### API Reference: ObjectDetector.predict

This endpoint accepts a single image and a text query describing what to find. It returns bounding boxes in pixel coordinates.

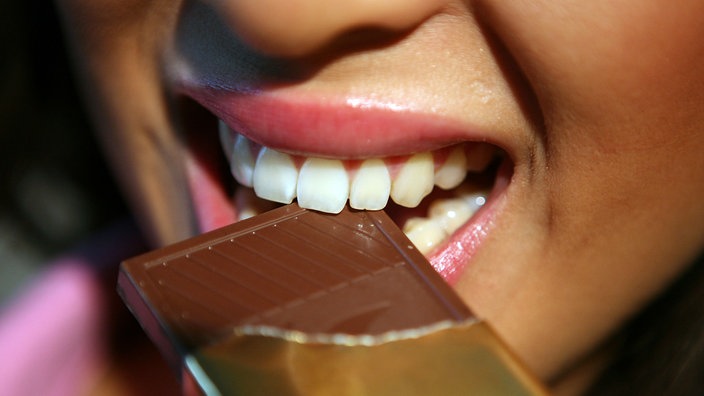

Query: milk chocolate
[118,203,547,395]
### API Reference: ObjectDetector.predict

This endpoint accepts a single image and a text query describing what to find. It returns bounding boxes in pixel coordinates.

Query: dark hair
[587,254,704,395]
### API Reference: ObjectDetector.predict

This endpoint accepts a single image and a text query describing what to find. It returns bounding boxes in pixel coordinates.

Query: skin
[56,0,704,393]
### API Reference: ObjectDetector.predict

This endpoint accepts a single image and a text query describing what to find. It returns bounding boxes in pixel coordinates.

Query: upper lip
[177,85,514,160]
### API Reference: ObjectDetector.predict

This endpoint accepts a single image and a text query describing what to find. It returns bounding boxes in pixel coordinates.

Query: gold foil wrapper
[182,320,548,395]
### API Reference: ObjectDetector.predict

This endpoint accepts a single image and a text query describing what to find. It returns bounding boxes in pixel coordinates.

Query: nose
[201,0,447,57]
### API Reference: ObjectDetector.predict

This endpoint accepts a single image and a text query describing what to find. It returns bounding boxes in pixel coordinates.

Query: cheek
[479,1,704,211]
[552,5,704,154]
[472,2,704,374]
[478,1,704,150]
[484,2,704,222]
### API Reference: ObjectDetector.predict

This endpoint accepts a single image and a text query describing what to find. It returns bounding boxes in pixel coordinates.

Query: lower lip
[426,160,511,284]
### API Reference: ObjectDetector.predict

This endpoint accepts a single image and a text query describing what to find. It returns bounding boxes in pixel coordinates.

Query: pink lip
[427,160,511,284]
[179,87,498,158]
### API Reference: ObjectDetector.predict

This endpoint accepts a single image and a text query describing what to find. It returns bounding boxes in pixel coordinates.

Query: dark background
[0,1,126,304]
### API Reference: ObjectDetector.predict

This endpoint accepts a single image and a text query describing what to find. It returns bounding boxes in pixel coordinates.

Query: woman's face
[56,0,704,389]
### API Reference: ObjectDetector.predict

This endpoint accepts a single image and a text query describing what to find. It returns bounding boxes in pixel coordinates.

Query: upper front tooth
[297,158,349,214]
[252,147,298,204]
[225,132,484,214]
[390,152,434,208]
[434,146,467,190]
[349,159,391,210]
[231,133,256,187]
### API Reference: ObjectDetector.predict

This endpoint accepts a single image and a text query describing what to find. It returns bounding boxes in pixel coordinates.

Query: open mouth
[141,0,525,285]
[176,90,514,285]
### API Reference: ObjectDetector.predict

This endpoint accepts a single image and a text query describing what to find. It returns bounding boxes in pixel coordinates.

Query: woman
[54,0,704,393]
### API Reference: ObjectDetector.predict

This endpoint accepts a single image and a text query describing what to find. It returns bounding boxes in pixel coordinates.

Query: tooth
[218,120,234,159]
[403,217,446,254]
[460,194,487,212]
[434,146,467,190]
[428,198,475,235]
[297,158,349,214]
[252,147,298,204]
[230,133,256,187]
[455,185,489,211]
[466,143,496,172]
[349,159,390,210]
[390,152,434,207]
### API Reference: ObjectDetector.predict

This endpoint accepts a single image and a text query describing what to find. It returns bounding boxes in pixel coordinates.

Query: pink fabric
[0,220,146,396]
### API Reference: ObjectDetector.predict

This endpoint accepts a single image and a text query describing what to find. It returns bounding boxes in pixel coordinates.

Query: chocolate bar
[118,203,546,395]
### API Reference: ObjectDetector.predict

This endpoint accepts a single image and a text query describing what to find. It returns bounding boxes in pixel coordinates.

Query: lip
[426,159,511,284]
[177,86,512,159]
[176,86,514,283]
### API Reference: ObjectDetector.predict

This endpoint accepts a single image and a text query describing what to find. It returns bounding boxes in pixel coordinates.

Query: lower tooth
[390,152,434,207]
[252,147,298,204]
[297,158,349,214]
[403,217,446,255]
[428,198,475,235]
[455,185,489,210]
[403,190,488,253]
